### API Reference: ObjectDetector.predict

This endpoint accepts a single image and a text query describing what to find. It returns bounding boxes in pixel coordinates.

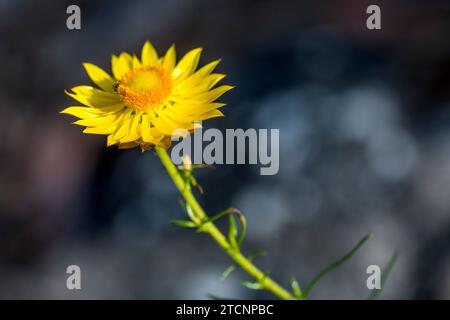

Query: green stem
[155,146,298,300]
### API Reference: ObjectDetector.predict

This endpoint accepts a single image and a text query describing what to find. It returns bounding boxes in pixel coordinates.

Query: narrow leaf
[242,280,263,290]
[290,277,303,299]
[220,264,236,281]
[303,233,371,298]
[228,215,238,248]
[368,252,398,300]
[248,250,267,261]
[237,213,247,247]
[171,220,197,228]
[186,204,196,222]
[197,208,231,233]
[209,208,234,224]
[177,198,187,211]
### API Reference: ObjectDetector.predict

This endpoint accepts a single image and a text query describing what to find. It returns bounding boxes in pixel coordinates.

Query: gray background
[0,0,449,299]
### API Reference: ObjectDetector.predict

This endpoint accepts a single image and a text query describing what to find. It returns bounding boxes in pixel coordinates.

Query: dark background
[0,0,449,299]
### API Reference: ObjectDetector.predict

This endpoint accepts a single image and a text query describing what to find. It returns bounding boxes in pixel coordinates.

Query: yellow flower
[61,41,233,150]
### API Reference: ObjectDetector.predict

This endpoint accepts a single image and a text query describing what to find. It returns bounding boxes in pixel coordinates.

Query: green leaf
[220,264,236,281]
[185,204,196,222]
[177,198,187,211]
[200,208,246,247]
[237,212,247,247]
[247,250,267,261]
[228,215,238,248]
[303,233,371,298]
[208,208,234,223]
[197,208,235,233]
[242,280,263,290]
[171,220,197,228]
[181,168,192,181]
[242,271,269,291]
[290,277,303,299]
[368,252,398,300]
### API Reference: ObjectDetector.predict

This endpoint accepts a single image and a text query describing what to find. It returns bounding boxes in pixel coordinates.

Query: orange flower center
[117,65,172,112]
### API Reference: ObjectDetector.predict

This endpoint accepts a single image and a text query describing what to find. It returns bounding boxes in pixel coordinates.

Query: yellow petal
[151,114,177,135]
[61,105,125,118]
[65,92,119,109]
[153,112,195,135]
[140,114,152,142]
[90,103,126,114]
[172,48,202,81]
[141,114,164,143]
[82,63,116,92]
[177,59,221,89]
[107,134,118,146]
[74,113,120,127]
[173,74,226,96]
[172,85,234,104]
[82,109,129,135]
[132,55,141,68]
[168,101,223,121]
[177,102,225,115]
[112,115,132,141]
[204,74,227,90]
[162,44,176,72]
[193,85,234,103]
[167,105,224,122]
[120,113,142,143]
[83,126,114,135]
[111,52,133,80]
[65,86,121,108]
[194,59,221,77]
[163,107,196,123]
[61,106,99,119]
[69,86,118,100]
[197,109,224,120]
[141,41,158,65]
[68,86,118,101]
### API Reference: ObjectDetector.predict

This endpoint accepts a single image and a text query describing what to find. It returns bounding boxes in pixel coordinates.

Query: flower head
[62,41,233,150]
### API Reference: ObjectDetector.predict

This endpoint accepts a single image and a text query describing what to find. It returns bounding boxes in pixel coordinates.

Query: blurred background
[0,0,449,299]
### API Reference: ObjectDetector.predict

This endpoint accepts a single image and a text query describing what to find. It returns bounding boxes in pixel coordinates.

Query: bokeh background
[0,0,449,299]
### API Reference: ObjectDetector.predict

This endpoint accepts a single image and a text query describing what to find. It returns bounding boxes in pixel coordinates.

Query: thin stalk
[155,146,298,300]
